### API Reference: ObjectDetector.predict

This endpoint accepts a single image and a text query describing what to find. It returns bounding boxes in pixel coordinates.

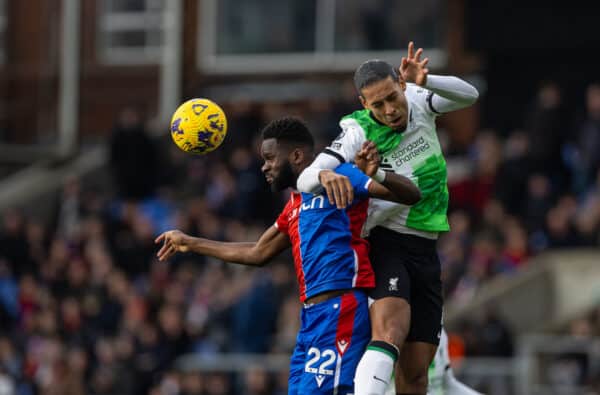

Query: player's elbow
[245,255,268,266]
[465,84,479,105]
[405,188,421,205]
[246,249,271,266]
[255,253,273,266]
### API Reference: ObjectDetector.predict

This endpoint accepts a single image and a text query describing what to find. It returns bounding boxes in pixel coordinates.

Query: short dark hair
[261,117,314,149]
[354,59,398,93]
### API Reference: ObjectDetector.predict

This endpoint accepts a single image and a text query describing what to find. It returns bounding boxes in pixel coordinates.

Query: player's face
[260,138,296,191]
[360,76,408,130]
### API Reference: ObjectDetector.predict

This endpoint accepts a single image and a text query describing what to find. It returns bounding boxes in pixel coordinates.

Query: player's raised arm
[155,226,290,266]
[355,141,421,205]
[400,41,479,113]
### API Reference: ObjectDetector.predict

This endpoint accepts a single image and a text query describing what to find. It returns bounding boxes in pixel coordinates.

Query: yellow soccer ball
[170,98,228,154]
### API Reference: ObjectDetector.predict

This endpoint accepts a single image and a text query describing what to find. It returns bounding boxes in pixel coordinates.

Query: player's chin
[387,116,405,129]
[267,178,278,192]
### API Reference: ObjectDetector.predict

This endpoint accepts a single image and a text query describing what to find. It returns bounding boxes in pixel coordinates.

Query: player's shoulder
[340,109,371,131]
[405,83,434,116]
[405,83,432,101]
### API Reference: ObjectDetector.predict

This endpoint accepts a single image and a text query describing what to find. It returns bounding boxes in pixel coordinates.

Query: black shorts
[367,226,443,345]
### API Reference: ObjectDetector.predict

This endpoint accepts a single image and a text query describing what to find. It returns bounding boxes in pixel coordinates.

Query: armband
[373,169,386,183]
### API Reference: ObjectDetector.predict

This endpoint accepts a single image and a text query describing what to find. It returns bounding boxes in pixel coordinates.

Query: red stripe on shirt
[277,193,307,301]
[347,199,375,289]
[335,292,358,356]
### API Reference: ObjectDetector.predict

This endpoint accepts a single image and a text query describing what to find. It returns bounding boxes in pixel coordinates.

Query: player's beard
[271,161,296,192]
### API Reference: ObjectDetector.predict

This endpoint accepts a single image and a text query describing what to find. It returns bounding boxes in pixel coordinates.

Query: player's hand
[319,170,353,209]
[355,141,380,177]
[399,41,429,86]
[155,230,190,261]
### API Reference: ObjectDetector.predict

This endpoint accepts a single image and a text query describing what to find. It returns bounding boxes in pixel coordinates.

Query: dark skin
[155,138,419,265]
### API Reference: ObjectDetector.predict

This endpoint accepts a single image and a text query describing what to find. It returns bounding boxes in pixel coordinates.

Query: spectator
[3,79,600,394]
[109,107,159,201]
[571,83,600,191]
[524,82,569,183]
[494,131,531,215]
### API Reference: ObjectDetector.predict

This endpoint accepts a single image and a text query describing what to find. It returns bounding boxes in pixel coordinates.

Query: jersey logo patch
[288,208,299,221]
[337,339,348,354]
[315,375,326,387]
[388,277,399,291]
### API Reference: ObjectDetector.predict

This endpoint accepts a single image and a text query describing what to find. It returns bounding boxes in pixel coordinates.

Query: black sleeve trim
[427,91,442,114]
[323,148,345,164]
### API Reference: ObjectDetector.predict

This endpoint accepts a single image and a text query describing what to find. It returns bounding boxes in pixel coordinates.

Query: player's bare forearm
[357,141,420,205]
[368,172,421,205]
[382,172,421,205]
[155,226,290,265]
[186,238,269,265]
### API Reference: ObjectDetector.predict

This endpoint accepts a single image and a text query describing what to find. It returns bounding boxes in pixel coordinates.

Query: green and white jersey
[328,84,449,238]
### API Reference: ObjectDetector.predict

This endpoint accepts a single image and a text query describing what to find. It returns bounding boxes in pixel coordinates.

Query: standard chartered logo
[387,136,431,167]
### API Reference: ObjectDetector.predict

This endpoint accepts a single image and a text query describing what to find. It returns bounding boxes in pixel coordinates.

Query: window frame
[96,0,165,65]
[0,0,6,64]
[196,0,446,75]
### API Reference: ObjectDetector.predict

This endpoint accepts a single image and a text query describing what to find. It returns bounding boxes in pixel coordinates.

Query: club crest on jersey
[287,208,299,221]
[315,375,326,387]
[389,277,399,291]
[337,339,349,355]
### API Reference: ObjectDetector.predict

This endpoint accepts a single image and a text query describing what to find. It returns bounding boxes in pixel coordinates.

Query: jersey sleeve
[406,83,437,116]
[406,77,478,117]
[334,163,372,201]
[325,118,368,163]
[424,75,479,114]
[274,200,292,235]
[296,118,367,193]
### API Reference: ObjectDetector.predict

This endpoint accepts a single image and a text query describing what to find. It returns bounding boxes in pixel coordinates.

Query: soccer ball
[170,98,228,154]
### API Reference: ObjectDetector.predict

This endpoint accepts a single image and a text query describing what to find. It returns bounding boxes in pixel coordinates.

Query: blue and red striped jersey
[275,163,375,302]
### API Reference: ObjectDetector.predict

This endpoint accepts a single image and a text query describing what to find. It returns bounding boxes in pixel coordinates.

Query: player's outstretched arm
[355,141,421,205]
[155,226,291,266]
[400,41,478,113]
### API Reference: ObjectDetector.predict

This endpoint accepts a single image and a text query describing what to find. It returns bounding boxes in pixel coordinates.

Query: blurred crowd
[1,80,600,394]
[441,82,600,311]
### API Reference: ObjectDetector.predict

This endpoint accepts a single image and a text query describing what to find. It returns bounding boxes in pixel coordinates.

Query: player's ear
[289,148,303,165]
[359,94,367,109]
[397,75,407,91]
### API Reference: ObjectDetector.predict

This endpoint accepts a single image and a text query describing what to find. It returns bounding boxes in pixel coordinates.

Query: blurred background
[1,1,600,394]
